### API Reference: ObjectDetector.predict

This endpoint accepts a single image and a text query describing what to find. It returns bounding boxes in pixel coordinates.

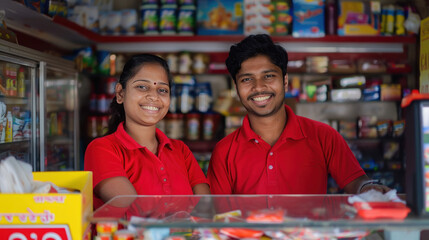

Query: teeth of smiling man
[252,96,270,101]
[142,106,159,111]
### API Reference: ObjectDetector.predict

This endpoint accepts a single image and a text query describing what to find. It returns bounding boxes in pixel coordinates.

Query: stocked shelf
[0,96,29,105]
[0,139,30,147]
[53,15,417,44]
[2,0,417,53]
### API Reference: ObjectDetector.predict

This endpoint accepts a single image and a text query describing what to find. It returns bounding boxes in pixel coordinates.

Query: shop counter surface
[89,195,429,231]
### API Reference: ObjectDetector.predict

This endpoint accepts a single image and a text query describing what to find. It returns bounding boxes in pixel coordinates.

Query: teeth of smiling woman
[253,96,270,102]
[142,106,159,111]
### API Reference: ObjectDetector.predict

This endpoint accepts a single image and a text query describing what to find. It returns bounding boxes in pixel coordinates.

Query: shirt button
[268,165,274,170]
[163,178,167,182]
[269,152,273,156]
[255,139,259,143]
[160,167,164,171]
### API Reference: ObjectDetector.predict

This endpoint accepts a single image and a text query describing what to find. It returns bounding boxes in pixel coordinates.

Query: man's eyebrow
[236,73,253,79]
[262,69,280,73]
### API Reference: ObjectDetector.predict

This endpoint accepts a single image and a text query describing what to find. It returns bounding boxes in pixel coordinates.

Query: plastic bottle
[5,111,13,142]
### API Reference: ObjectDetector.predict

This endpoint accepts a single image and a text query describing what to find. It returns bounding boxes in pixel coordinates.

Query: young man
[207,34,390,195]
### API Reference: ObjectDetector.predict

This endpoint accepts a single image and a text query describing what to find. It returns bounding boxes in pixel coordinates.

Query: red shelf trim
[53,16,417,44]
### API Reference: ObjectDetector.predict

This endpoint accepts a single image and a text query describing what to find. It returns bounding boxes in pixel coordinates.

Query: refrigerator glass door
[421,105,429,213]
[41,65,78,171]
[0,54,38,169]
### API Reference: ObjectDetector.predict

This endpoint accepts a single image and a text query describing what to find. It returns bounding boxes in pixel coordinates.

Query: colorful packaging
[140,4,160,35]
[180,0,195,5]
[177,5,196,35]
[197,0,243,35]
[121,9,138,35]
[160,5,178,35]
[68,5,98,32]
[292,0,325,37]
[17,67,25,98]
[4,111,12,142]
[97,51,110,76]
[244,0,292,36]
[107,11,122,35]
[338,1,381,35]
[12,115,24,141]
[0,172,93,240]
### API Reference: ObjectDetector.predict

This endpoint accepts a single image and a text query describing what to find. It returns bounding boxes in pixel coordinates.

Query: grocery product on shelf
[197,0,244,35]
[292,0,325,37]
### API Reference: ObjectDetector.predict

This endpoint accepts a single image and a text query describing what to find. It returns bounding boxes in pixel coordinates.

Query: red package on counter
[353,202,410,220]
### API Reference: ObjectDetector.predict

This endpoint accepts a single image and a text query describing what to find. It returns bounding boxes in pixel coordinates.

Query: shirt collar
[237,105,306,143]
[114,122,173,150]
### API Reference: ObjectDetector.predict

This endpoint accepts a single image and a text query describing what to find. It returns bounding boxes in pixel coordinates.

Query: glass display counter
[91,195,429,239]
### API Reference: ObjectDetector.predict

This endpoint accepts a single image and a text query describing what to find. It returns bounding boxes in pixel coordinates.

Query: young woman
[85,54,210,209]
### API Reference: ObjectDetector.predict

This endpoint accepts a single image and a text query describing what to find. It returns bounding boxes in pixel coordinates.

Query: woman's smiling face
[116,63,170,127]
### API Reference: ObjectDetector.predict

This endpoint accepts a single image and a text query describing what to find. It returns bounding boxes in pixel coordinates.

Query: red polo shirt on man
[85,122,208,209]
[207,105,365,194]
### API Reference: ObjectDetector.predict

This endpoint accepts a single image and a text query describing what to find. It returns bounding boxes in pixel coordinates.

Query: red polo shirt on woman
[85,122,208,209]
[207,105,365,194]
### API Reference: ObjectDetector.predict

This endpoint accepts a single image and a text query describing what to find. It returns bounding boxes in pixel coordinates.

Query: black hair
[106,53,172,135]
[225,34,288,83]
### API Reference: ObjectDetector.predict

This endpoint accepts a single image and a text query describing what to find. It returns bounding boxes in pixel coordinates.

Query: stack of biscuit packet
[0,156,56,193]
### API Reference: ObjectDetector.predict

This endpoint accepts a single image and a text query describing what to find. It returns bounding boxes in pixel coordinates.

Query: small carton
[0,171,93,240]
[197,0,244,35]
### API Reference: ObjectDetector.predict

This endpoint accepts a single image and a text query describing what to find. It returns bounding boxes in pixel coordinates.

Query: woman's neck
[124,122,159,155]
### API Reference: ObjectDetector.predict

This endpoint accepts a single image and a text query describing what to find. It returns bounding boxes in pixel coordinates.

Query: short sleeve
[207,143,233,194]
[179,141,209,188]
[324,128,365,189]
[84,137,128,189]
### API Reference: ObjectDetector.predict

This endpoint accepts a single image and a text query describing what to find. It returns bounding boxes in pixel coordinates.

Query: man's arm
[343,175,391,194]
[206,146,233,194]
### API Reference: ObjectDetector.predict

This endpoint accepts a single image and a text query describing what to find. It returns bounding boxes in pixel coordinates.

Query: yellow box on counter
[0,171,93,240]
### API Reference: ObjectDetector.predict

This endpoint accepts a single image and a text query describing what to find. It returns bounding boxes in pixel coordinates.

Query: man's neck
[248,108,287,147]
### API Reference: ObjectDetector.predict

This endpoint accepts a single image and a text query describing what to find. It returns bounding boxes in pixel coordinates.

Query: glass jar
[165,113,184,139]
[186,113,200,140]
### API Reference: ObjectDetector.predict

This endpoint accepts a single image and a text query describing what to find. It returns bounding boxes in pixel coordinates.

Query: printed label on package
[0,225,72,240]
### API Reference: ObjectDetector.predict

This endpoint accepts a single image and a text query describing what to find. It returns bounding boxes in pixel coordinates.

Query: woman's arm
[95,176,137,207]
[192,183,211,194]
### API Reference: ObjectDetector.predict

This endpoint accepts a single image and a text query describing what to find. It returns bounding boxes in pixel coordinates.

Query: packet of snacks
[0,156,58,193]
